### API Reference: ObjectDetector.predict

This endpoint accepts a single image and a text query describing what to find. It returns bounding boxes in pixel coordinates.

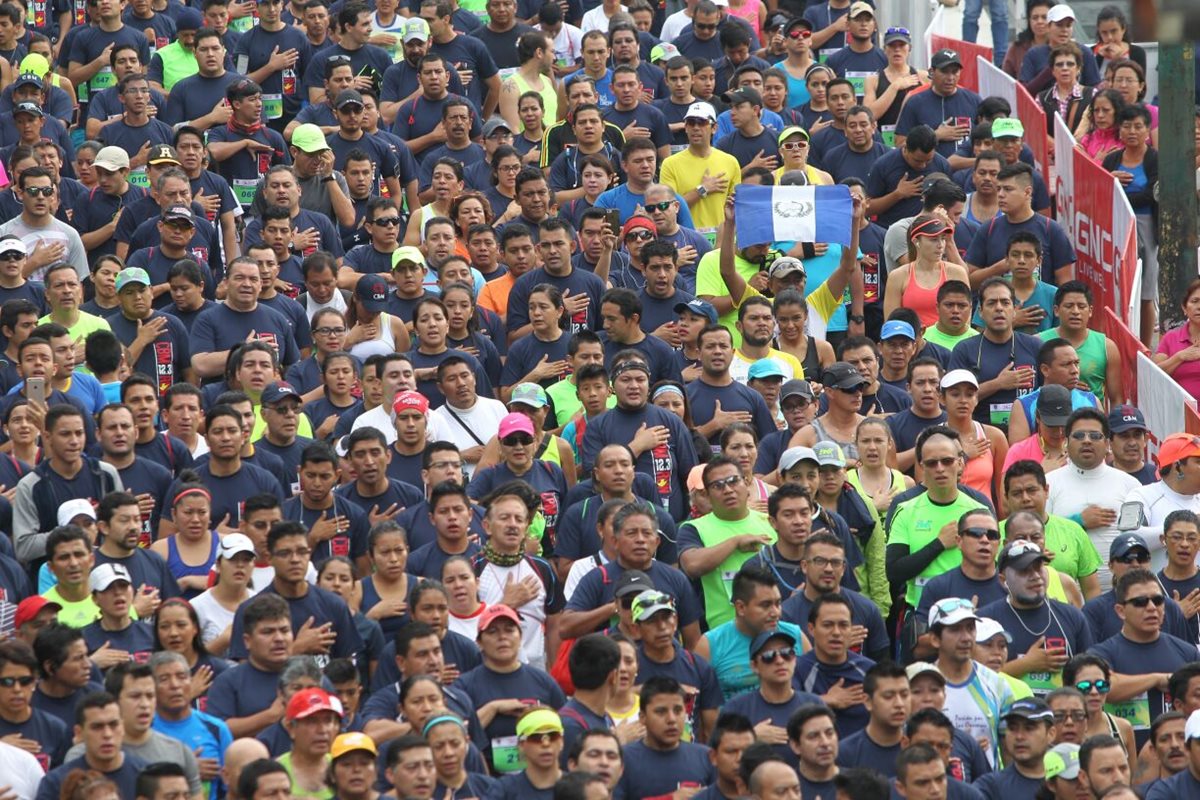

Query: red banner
[1063,147,1121,318]
[929,35,993,93]
[1015,83,1050,193]
[1102,308,1149,406]
[1186,404,1200,437]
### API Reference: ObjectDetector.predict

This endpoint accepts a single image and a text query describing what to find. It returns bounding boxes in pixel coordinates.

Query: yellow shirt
[660,147,742,233]
[43,586,139,628]
[251,407,315,443]
[732,348,804,381]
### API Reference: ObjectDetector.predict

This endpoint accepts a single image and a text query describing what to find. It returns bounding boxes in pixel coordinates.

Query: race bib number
[91,66,115,91]
[881,124,896,149]
[845,71,871,98]
[491,736,524,773]
[233,179,258,208]
[1023,670,1062,697]
[989,402,1014,427]
[1106,694,1152,730]
[154,340,175,396]
[263,93,284,120]
[128,168,150,190]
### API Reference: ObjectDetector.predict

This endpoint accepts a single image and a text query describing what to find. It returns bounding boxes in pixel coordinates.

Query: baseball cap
[331,732,377,760]
[779,446,819,473]
[621,216,657,238]
[1107,404,1148,434]
[115,267,151,292]
[683,101,716,123]
[905,662,944,684]
[478,604,522,632]
[1158,433,1200,469]
[1110,532,1149,561]
[482,117,512,138]
[13,101,43,119]
[1003,697,1055,723]
[14,596,60,630]
[1046,4,1075,23]
[1036,384,1072,427]
[631,590,675,622]
[509,383,549,409]
[975,617,1012,644]
[355,274,389,314]
[286,687,344,721]
[749,627,797,659]
[1187,708,1200,742]
[650,42,681,63]
[0,237,27,258]
[12,72,42,93]
[848,0,873,16]
[89,562,133,593]
[674,299,718,324]
[403,17,431,42]
[392,245,426,270]
[928,596,980,629]
[784,16,813,33]
[940,369,979,390]
[290,123,330,154]
[176,6,203,30]
[147,144,180,166]
[217,532,257,560]
[813,441,845,468]
[498,412,536,439]
[162,205,195,225]
[1044,743,1081,780]
[226,78,262,102]
[614,570,654,598]
[393,390,429,416]
[991,117,1024,139]
[998,539,1050,571]
[334,89,365,110]
[261,381,302,407]
[723,86,762,107]
[930,48,963,70]
[781,379,814,402]
[516,708,563,737]
[748,359,787,381]
[686,464,707,493]
[822,361,867,391]
[880,320,915,341]
[768,256,806,280]
[884,26,912,44]
[778,126,810,146]
[57,499,96,527]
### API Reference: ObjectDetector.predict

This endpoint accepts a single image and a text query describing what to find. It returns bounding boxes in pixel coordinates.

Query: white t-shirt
[353,404,451,445]
[431,397,508,477]
[659,9,692,42]
[0,740,49,800]
[580,3,626,33]
[539,21,584,67]
[476,559,548,670]
[449,605,485,641]
[1124,480,1200,572]
[1046,463,1141,592]
[190,589,238,648]
[564,552,607,602]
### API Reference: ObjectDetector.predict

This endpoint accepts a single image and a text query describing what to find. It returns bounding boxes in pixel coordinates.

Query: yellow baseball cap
[331,732,377,760]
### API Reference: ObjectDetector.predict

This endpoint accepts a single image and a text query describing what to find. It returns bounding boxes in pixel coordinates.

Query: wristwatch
[696,184,709,198]
[848,313,865,324]
[321,175,335,183]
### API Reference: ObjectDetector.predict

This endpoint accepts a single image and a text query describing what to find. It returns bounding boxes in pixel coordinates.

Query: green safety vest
[685,510,777,628]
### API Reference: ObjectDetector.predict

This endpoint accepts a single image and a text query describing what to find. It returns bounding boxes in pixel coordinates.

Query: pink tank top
[961,421,995,503]
[727,0,763,42]
[902,261,947,328]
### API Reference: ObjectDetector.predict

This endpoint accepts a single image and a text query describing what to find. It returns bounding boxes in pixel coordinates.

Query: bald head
[750,761,800,799]
[223,738,271,800]
[643,183,674,204]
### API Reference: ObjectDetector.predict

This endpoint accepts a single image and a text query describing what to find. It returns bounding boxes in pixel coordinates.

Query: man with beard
[416,99,483,197]
[963,150,1002,227]
[822,105,889,183]
[391,52,482,162]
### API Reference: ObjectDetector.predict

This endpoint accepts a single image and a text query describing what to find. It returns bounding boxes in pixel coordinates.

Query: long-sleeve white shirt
[1046,462,1140,592]
[1124,480,1200,572]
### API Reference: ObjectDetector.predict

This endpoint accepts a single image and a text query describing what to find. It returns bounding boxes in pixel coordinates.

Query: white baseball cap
[89,562,133,593]
[975,617,1012,644]
[218,533,257,560]
[58,499,97,527]
[684,101,716,123]
[1046,4,1075,23]
[940,368,979,390]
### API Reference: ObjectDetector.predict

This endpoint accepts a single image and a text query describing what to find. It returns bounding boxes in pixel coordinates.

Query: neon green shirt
[924,325,979,351]
[1000,514,1101,581]
[681,510,777,628]
[888,491,988,609]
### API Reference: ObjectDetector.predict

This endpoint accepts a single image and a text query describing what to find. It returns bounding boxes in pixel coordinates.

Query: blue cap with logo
[674,299,718,324]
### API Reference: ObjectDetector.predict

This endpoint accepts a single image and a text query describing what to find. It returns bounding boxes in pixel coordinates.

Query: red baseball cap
[393,390,429,416]
[1157,433,1200,469]
[286,687,344,721]
[477,604,522,633]
[14,596,60,629]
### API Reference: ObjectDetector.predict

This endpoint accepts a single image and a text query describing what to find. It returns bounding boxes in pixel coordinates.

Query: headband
[422,714,467,736]
[610,360,650,381]
[173,486,212,507]
[652,384,684,401]
[909,217,952,240]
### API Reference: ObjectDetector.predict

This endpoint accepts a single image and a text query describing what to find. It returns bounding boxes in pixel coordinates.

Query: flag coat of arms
[733,184,854,247]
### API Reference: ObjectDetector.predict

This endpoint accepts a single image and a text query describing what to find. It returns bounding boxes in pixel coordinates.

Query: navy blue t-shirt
[418,142,484,190]
[282,494,370,563]
[255,436,310,494]
[723,688,824,767]
[301,42,392,94]
[136,431,195,477]
[506,266,607,336]
[714,126,780,168]
[190,302,301,368]
[380,59,466,107]
[105,310,191,391]
[406,348,491,409]
[781,587,889,658]
[886,408,948,459]
[864,147,953,226]
[636,641,723,733]
[390,91,482,160]
[71,184,148,260]
[82,618,156,662]
[98,116,175,157]
[820,140,890,183]
[603,103,671,151]
[242,208,345,259]
[328,130,404,196]
[894,87,982,158]
[207,661,281,719]
[1090,632,1200,748]
[914,567,1008,624]
[259,293,312,350]
[428,34,499,113]
[206,124,290,198]
[974,764,1044,800]
[396,498,487,553]
[947,332,1042,426]
[686,379,777,446]
[837,729,900,778]
[227,582,364,660]
[824,46,887,93]
[406,538,482,581]
[566,558,701,629]
[35,754,145,800]
[794,649,875,738]
[161,70,246,126]
[600,332,681,387]
[963,213,1076,286]
[556,495,677,564]
[231,24,312,120]
[617,740,714,800]
[976,596,1095,690]
[163,461,285,525]
[1020,43,1102,87]
[500,330,570,391]
[468,460,568,549]
[93,546,182,599]
[452,663,566,765]
[0,708,68,771]
[125,242,219,302]
[114,456,174,543]
[0,282,46,314]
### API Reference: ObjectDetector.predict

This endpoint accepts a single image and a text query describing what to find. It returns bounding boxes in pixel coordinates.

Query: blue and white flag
[734,184,854,247]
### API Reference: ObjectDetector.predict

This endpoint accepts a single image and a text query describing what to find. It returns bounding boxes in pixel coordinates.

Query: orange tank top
[902,261,947,329]
[961,421,995,503]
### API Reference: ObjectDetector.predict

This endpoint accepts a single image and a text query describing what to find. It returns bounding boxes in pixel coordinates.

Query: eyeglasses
[1069,431,1105,441]
[706,474,743,492]
[625,230,654,242]
[1167,533,1200,545]
[429,460,463,471]
[1124,594,1166,608]
[501,434,534,447]
[781,141,808,151]
[787,28,812,39]
[164,220,195,231]
[371,216,402,227]
[1053,61,1078,69]
[805,555,845,569]
[757,646,796,664]
[1075,679,1111,694]
[273,547,312,560]
[922,456,959,469]
[1114,552,1149,564]
[313,327,347,336]
[522,731,562,744]
[24,186,54,197]
[0,676,35,688]
[498,163,522,173]
[960,527,1001,541]
[645,201,674,212]
[1052,710,1087,723]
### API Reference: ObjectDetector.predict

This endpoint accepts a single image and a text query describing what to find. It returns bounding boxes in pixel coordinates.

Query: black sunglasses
[1124,594,1166,608]
[501,434,534,446]
[757,646,795,664]
[960,527,1000,541]
[0,676,35,688]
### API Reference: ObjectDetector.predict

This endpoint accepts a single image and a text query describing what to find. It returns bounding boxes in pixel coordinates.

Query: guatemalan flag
[734,184,854,248]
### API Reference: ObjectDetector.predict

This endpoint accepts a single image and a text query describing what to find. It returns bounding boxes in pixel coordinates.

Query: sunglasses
[1069,430,1105,441]
[0,676,34,688]
[707,474,742,491]
[24,186,54,197]
[371,216,402,227]
[787,28,812,39]
[1114,552,1149,564]
[1124,594,1166,608]
[645,200,674,212]
[781,141,808,151]
[960,527,1001,541]
[501,434,534,447]
[625,230,654,242]
[1075,679,1111,694]
[758,646,796,664]
[327,54,352,64]
[522,731,562,744]
[0,252,22,262]
[922,456,958,469]
[1053,710,1087,723]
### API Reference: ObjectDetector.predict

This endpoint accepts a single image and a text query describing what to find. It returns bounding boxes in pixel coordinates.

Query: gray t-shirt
[0,215,89,280]
[248,171,351,220]
[883,216,915,274]
[66,730,203,794]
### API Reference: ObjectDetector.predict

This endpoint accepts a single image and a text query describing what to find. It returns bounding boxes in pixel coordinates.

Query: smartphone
[1045,637,1067,651]
[1117,501,1145,531]
[603,208,621,237]
[26,377,46,404]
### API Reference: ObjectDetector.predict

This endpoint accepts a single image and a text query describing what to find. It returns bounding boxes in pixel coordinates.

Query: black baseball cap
[614,570,654,598]
[1036,384,1072,427]
[822,362,867,391]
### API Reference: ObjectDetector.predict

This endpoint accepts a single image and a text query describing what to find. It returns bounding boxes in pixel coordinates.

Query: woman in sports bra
[150,482,219,599]
[772,288,834,387]
[884,214,971,329]
[344,275,412,359]
[863,29,926,144]
[404,157,465,246]
[942,369,1009,507]
[1064,654,1137,772]
[720,423,775,513]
